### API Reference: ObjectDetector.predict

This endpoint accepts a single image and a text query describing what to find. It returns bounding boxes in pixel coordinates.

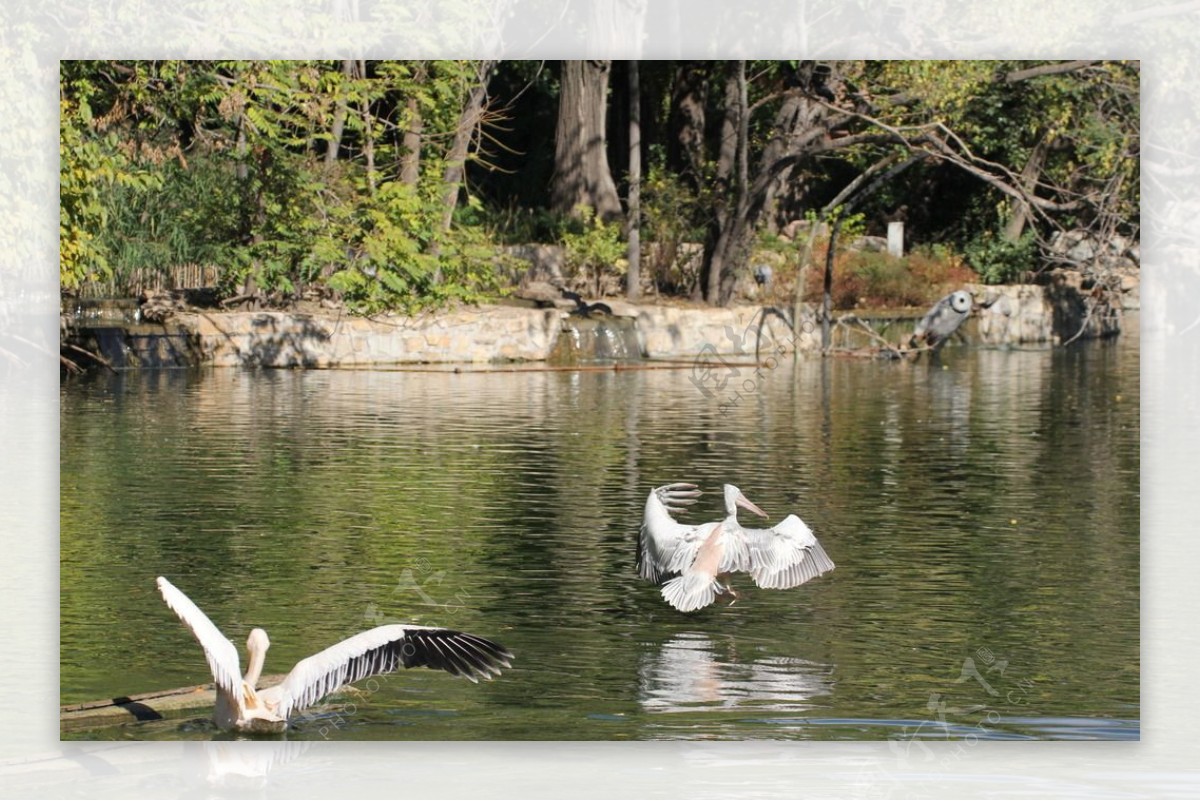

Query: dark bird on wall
[562,288,613,318]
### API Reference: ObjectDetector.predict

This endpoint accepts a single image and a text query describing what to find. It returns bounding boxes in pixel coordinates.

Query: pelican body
[638,484,835,612]
[156,576,513,734]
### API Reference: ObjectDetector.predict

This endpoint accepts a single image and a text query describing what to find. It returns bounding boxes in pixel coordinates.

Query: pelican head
[723,484,767,519]
[247,627,270,655]
[242,628,272,692]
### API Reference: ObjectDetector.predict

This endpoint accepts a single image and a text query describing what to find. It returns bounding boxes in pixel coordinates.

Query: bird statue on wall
[155,576,513,734]
[909,290,974,352]
[637,483,835,612]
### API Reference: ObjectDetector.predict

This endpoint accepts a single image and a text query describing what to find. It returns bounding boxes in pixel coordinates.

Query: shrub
[326,181,508,314]
[481,200,566,244]
[963,231,1037,284]
[641,165,707,293]
[800,243,979,310]
[845,251,928,308]
[560,205,626,296]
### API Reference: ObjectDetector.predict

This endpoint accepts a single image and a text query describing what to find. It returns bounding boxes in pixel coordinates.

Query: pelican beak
[736,492,768,518]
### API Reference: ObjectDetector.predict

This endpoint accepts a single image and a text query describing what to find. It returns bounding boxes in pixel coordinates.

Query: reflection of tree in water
[638,632,835,714]
[61,336,1140,733]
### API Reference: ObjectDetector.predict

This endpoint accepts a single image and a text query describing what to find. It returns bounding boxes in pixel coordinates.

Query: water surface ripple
[61,335,1139,740]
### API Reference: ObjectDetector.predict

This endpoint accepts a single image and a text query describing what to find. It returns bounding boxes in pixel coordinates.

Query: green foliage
[963,231,1037,284]
[59,59,1139,309]
[59,97,163,289]
[816,207,867,242]
[560,205,626,295]
[640,163,707,291]
[479,201,566,244]
[642,164,704,241]
[845,252,924,307]
[60,59,507,310]
[864,60,1139,246]
[327,181,505,314]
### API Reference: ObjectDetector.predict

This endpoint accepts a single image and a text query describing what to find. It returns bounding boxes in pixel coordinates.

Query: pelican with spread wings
[638,483,835,612]
[156,576,513,733]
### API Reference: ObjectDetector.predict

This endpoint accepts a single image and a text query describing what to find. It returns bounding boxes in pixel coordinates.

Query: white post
[887,221,905,257]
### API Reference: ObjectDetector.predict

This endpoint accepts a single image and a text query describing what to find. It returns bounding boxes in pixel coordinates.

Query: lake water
[60,327,1139,741]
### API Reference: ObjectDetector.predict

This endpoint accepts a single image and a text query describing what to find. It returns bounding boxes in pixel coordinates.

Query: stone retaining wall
[168,303,820,368]
[634,305,812,358]
[971,281,1121,346]
[67,279,1119,369]
[179,306,563,367]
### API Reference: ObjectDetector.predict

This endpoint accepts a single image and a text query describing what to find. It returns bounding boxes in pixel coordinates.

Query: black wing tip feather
[401,629,514,683]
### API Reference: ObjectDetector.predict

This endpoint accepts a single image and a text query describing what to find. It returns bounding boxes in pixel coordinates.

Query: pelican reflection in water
[156,576,513,734]
[638,483,835,612]
[639,632,835,714]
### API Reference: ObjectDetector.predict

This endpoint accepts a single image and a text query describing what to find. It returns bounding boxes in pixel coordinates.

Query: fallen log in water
[60,675,287,733]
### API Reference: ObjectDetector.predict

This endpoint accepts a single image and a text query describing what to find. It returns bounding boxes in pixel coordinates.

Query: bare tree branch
[918,130,1085,214]
[822,151,905,212]
[1005,60,1101,83]
[835,155,924,215]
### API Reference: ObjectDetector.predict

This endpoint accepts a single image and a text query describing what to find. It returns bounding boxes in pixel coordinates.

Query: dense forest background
[59,60,1139,312]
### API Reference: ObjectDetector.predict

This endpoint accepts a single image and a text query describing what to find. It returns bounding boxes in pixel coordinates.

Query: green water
[60,331,1139,741]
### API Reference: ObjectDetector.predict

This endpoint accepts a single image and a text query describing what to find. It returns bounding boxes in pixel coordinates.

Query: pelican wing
[270,625,513,719]
[744,515,835,589]
[156,576,243,699]
[638,483,706,582]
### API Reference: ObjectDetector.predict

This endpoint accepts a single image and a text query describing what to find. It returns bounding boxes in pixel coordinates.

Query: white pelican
[156,576,513,734]
[638,483,835,612]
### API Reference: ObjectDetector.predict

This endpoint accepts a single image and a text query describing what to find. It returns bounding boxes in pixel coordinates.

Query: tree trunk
[1004,134,1051,242]
[429,59,497,283]
[358,61,375,193]
[702,62,836,305]
[626,60,642,301]
[736,62,749,200]
[821,219,839,353]
[325,59,355,168]
[439,60,498,235]
[668,62,708,185]
[234,103,256,304]
[700,62,743,304]
[705,61,754,306]
[755,63,827,232]
[721,61,750,305]
[551,60,624,223]
[399,62,426,186]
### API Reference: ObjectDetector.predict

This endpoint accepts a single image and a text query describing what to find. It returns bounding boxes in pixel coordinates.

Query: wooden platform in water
[60,675,287,733]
